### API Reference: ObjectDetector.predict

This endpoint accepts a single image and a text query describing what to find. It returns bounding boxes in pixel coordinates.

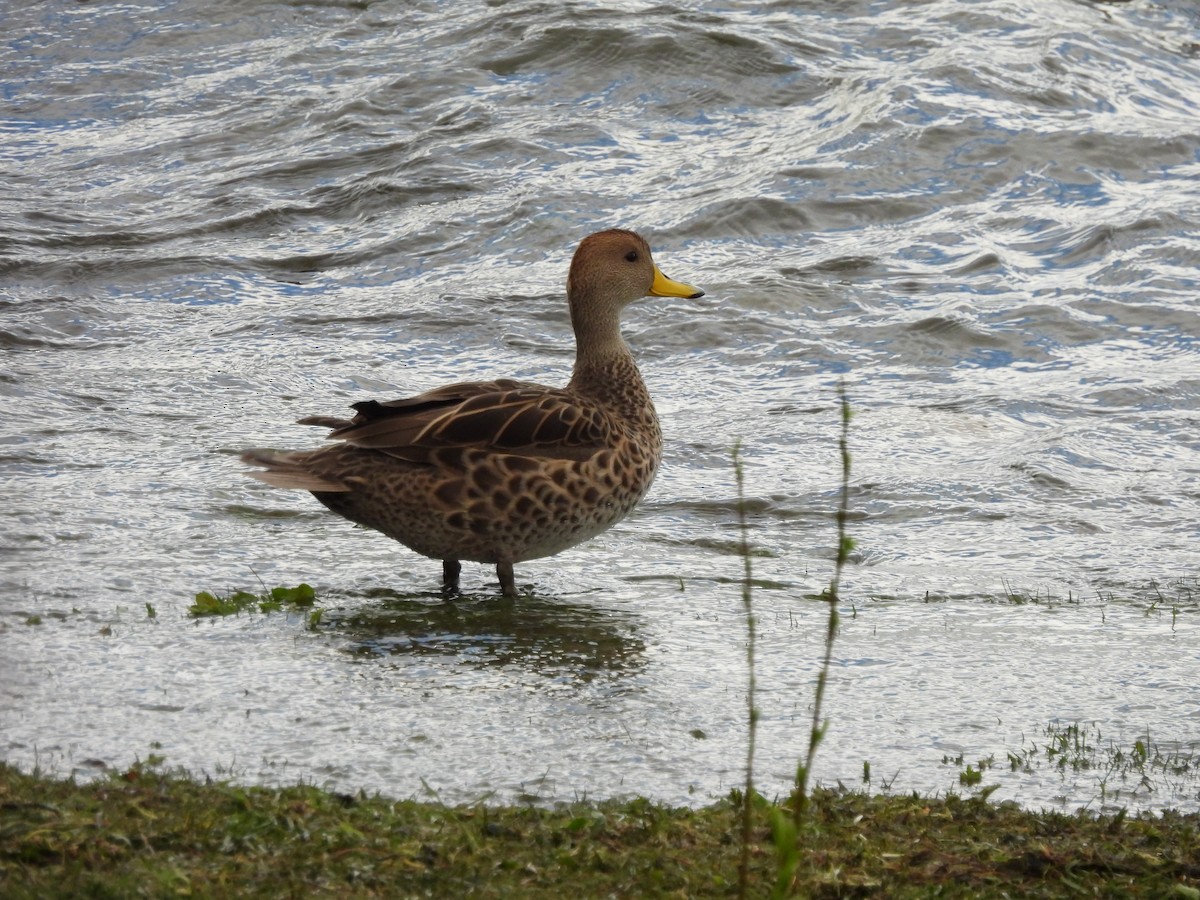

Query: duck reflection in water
[325,590,647,681]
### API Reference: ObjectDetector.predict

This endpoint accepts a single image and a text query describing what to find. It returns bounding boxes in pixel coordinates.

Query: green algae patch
[189,583,317,618]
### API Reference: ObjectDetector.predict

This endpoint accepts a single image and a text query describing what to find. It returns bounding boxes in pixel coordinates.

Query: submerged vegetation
[1007,721,1199,808]
[933,720,1200,812]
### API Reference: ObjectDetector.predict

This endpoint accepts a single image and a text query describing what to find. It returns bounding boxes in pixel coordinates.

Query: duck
[241,229,704,597]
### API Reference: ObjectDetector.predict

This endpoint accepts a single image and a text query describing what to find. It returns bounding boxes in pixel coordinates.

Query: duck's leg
[496,562,517,598]
[442,559,462,595]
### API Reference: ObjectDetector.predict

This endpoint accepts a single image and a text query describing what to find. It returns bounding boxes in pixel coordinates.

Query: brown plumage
[241,229,704,597]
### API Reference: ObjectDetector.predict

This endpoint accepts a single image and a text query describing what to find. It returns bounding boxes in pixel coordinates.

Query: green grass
[2,762,1198,898]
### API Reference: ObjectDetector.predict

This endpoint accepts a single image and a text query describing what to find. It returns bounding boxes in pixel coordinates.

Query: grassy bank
[2,762,1198,898]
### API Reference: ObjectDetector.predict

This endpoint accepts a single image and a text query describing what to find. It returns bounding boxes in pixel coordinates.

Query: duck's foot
[496,562,517,598]
[442,559,462,597]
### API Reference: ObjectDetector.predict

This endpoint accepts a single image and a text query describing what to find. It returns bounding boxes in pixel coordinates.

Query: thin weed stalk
[733,384,855,897]
[792,380,853,824]
[732,439,758,900]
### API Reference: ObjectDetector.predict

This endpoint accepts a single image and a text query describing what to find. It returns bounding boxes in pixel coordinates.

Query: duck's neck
[568,320,656,424]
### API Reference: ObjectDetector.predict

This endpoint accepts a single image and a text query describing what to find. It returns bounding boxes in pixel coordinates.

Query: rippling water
[3,0,1199,812]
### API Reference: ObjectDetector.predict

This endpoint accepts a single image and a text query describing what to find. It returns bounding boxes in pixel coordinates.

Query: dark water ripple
[2,0,1199,810]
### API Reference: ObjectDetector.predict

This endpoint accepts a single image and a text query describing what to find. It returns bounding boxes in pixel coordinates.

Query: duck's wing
[301,378,608,464]
[295,379,522,432]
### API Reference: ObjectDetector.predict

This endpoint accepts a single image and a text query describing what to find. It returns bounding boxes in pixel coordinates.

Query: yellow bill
[649,266,705,300]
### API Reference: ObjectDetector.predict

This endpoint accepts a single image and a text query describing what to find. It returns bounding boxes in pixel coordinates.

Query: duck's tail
[240,449,351,492]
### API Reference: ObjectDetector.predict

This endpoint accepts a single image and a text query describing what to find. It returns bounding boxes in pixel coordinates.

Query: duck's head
[567,230,704,334]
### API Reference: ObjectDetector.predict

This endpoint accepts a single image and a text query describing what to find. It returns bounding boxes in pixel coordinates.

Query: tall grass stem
[793,380,852,824]
[733,439,757,900]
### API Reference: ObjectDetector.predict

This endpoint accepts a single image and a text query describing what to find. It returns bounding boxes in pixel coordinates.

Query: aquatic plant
[189,583,317,618]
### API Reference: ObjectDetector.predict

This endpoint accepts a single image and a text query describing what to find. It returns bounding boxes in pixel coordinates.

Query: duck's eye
[624,250,639,263]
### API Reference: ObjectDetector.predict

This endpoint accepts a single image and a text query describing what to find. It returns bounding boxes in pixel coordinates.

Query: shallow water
[2,0,1199,812]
